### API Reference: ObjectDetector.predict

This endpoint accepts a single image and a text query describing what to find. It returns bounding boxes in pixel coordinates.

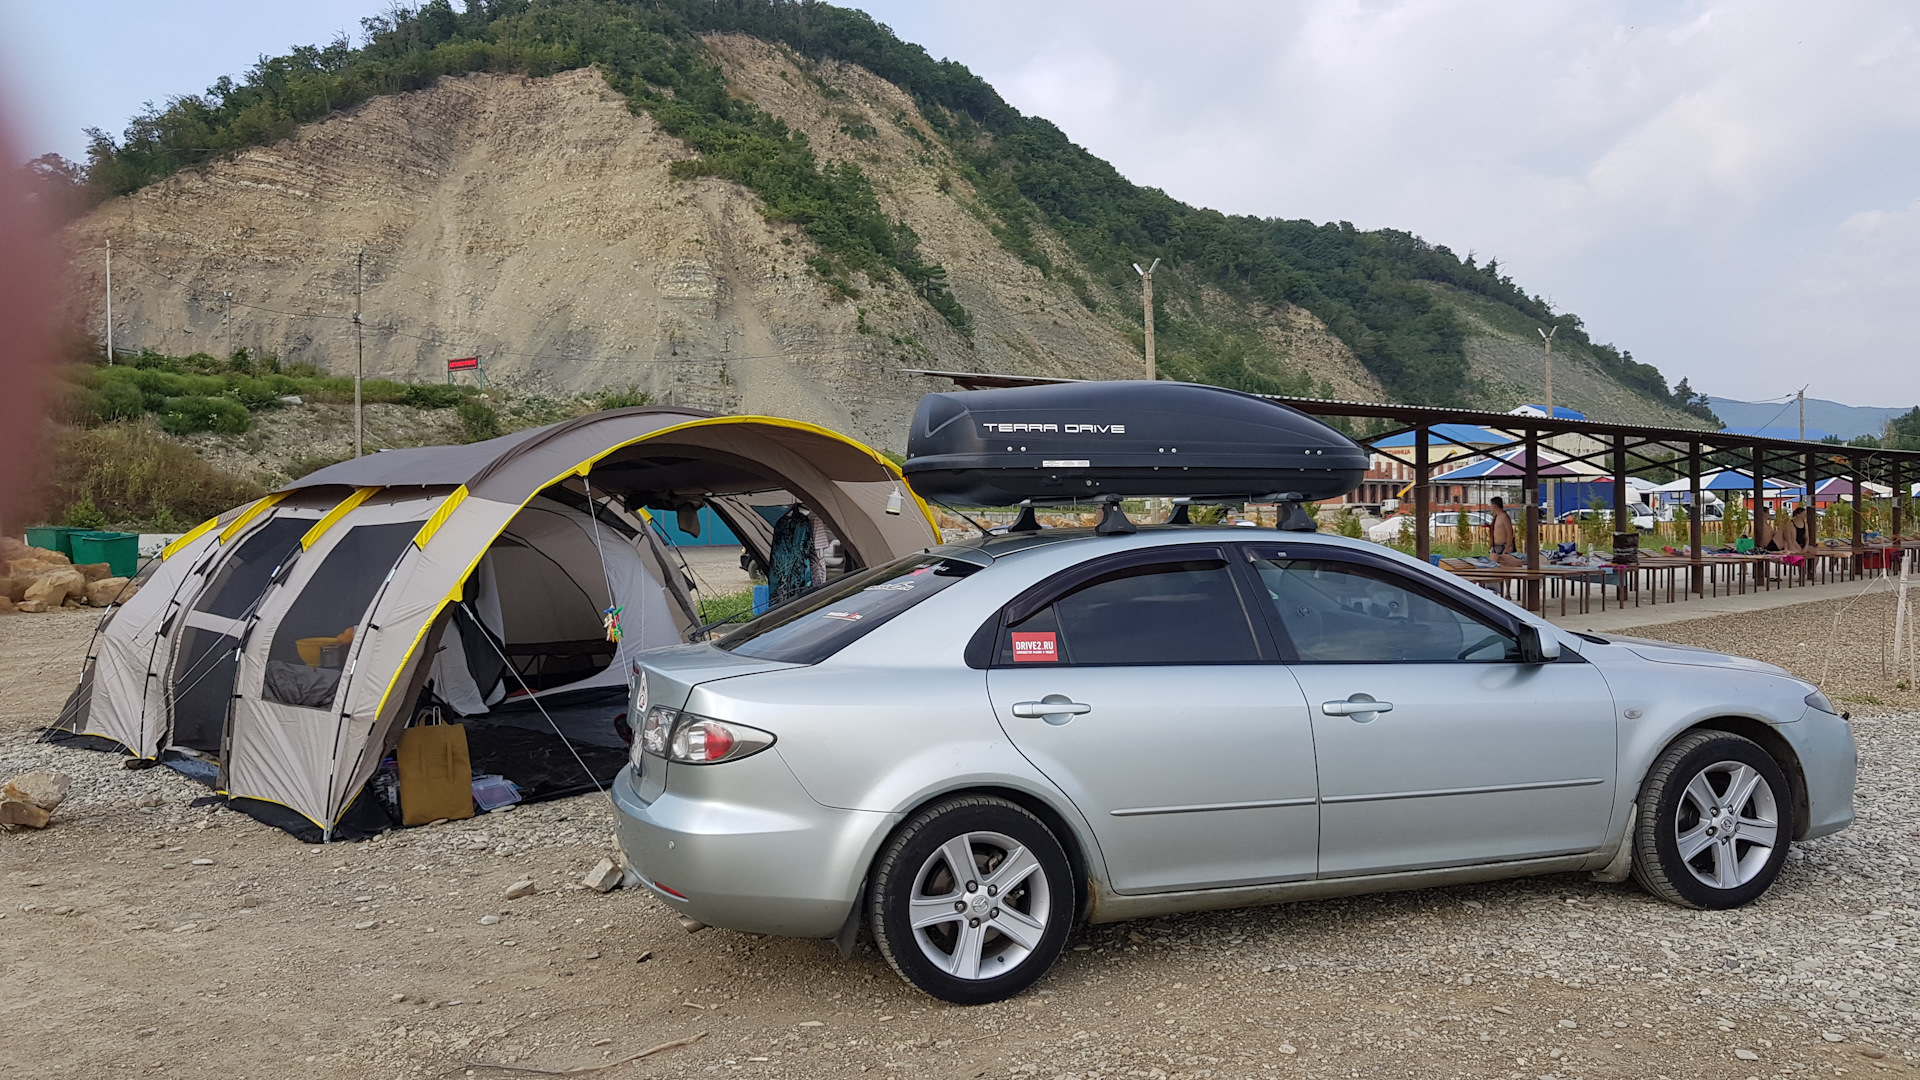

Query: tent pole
[1414,426,1431,563]
[1689,441,1704,597]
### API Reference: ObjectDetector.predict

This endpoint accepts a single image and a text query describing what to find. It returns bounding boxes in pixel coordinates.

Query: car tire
[1631,730,1794,909]
[869,795,1073,1005]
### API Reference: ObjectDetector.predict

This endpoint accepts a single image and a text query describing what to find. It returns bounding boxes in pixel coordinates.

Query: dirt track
[3,604,1916,1079]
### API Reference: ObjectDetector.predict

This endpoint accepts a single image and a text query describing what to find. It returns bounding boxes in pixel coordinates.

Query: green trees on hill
[75,0,1703,410]
[83,0,969,332]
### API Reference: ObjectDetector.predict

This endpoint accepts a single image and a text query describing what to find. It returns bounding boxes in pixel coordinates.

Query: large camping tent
[49,408,939,840]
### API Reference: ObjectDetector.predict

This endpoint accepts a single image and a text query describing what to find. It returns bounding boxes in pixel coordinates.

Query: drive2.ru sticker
[1010,632,1058,662]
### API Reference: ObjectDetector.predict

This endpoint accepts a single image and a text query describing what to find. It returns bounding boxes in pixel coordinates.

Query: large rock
[4,771,73,810]
[23,568,87,607]
[0,771,73,830]
[14,600,47,613]
[0,596,13,614]
[74,562,114,582]
[0,577,22,602]
[86,577,133,607]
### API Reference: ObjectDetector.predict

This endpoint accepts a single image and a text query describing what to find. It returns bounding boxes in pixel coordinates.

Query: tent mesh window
[263,522,421,709]
[169,517,309,754]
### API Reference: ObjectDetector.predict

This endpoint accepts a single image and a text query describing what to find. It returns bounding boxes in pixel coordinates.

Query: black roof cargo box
[903,381,1368,506]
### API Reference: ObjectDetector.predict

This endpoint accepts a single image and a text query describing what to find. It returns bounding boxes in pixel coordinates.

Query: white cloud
[867,0,1920,405]
[7,0,1918,405]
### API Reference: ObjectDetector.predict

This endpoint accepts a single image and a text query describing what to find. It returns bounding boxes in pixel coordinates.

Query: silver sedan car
[611,527,1857,1004]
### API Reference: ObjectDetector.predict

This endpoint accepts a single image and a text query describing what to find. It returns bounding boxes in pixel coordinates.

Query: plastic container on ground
[70,531,139,577]
[471,774,522,812]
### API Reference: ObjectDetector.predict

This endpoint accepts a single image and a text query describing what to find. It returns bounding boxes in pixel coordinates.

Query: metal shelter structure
[907,370,1920,610]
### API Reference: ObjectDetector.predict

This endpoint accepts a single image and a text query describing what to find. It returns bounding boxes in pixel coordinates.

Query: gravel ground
[1624,588,1919,714]
[2,604,1916,1079]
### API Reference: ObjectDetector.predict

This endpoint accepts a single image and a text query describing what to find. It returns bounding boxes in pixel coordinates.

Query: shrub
[457,399,502,442]
[401,383,471,409]
[159,395,253,435]
[63,494,108,529]
[37,424,264,530]
[593,386,654,410]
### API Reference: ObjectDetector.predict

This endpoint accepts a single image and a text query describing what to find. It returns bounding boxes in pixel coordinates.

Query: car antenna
[1007,500,1042,533]
[1167,498,1192,525]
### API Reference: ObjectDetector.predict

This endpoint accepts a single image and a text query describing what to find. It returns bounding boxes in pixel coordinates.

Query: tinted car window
[1001,558,1261,666]
[1254,558,1518,663]
[721,553,980,665]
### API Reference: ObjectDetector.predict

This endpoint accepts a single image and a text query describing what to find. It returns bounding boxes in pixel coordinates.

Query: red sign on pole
[446,356,480,371]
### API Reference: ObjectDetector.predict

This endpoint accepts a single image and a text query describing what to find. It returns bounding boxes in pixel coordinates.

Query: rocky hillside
[63,59,1378,452]
[61,2,1711,448]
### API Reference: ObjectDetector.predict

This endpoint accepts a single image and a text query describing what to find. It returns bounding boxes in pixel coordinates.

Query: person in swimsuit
[1488,496,1514,555]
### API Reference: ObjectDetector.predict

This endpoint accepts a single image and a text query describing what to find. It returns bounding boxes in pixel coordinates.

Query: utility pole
[104,240,113,364]
[1797,387,1806,441]
[1133,258,1159,380]
[1537,325,1558,417]
[354,250,365,458]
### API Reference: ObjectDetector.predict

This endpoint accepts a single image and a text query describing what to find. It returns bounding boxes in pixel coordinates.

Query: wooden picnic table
[1441,564,1610,618]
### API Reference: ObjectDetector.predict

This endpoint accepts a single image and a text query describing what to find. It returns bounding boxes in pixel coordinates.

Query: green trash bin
[70,531,139,578]
[23,525,82,558]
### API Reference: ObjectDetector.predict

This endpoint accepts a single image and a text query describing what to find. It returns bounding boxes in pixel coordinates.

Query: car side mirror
[1518,624,1561,664]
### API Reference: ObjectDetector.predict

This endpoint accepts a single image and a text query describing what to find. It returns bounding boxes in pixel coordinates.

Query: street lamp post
[1537,325,1558,418]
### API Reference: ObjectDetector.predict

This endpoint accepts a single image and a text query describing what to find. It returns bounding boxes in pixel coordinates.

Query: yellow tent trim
[363,415,938,756]
[301,487,380,550]
[412,486,469,549]
[216,492,289,546]
[162,515,223,560]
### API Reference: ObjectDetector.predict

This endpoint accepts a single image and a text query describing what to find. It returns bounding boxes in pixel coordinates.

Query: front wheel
[1631,730,1793,909]
[869,796,1073,1004]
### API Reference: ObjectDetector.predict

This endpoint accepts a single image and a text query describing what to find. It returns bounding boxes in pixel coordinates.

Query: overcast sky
[4,0,1916,410]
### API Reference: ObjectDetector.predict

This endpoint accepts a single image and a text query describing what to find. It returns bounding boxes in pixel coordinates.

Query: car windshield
[717,552,983,665]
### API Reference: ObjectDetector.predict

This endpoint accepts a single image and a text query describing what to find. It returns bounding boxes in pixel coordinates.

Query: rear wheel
[869,796,1072,1005]
[1632,730,1793,909]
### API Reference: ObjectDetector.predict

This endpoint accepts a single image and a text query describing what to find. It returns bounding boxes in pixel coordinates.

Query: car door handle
[1322,696,1393,717]
[1012,698,1093,719]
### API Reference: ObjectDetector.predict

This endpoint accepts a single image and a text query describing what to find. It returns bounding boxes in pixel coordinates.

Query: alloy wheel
[1673,759,1780,890]
[908,830,1052,980]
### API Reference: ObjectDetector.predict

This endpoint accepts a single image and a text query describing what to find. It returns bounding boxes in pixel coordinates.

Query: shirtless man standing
[1489,496,1515,555]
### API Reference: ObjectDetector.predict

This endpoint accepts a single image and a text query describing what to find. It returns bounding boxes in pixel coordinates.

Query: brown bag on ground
[396,709,474,825]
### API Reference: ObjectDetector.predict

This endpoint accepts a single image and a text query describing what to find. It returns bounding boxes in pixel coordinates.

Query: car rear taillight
[667,716,774,765]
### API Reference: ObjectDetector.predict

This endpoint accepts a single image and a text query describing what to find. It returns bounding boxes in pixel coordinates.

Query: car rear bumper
[609,754,896,938]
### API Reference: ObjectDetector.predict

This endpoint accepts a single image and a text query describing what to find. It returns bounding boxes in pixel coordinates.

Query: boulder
[0,801,50,829]
[86,577,132,607]
[75,562,114,582]
[15,600,47,613]
[24,568,87,607]
[0,577,20,602]
[4,771,73,810]
[0,536,29,563]
[0,771,72,831]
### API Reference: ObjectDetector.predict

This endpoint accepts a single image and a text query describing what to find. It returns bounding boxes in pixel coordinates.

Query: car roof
[935,525,1377,563]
